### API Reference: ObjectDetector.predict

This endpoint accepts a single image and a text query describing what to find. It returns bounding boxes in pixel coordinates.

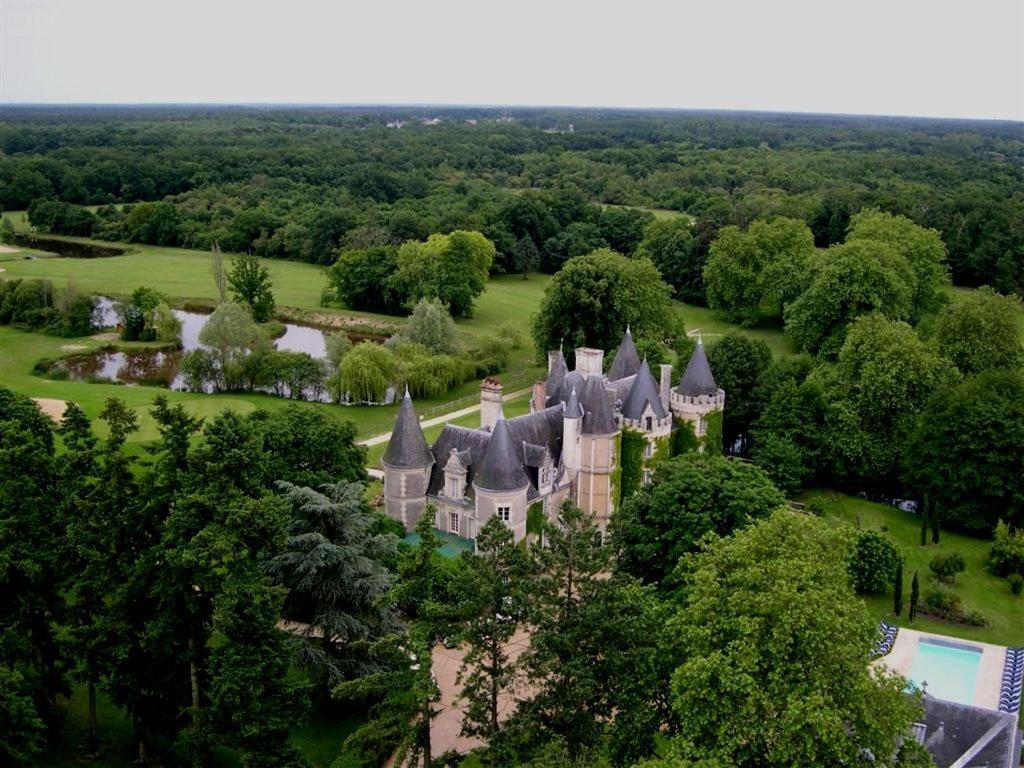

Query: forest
[2,105,1022,294]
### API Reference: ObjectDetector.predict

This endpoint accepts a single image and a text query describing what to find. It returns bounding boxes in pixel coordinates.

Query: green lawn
[602,203,695,223]
[808,490,1024,647]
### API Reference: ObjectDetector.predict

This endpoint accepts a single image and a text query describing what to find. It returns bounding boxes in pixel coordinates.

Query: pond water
[59,298,392,403]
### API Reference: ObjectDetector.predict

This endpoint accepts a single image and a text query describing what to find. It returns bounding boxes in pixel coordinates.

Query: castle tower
[669,338,725,451]
[472,413,531,542]
[607,325,641,381]
[576,375,619,534]
[480,377,503,430]
[381,389,434,529]
[562,386,583,475]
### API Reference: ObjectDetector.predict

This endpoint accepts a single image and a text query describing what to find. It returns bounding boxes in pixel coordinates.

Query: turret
[607,325,641,381]
[669,338,726,449]
[472,413,530,540]
[562,386,583,473]
[382,388,434,529]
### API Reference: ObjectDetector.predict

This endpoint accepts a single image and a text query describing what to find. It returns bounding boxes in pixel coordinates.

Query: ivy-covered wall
[704,409,724,455]
[619,428,645,504]
[609,431,623,510]
[650,434,671,468]
[527,501,545,536]
[671,418,699,456]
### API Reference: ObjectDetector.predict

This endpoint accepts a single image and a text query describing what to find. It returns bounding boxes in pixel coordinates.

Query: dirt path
[32,398,68,423]
[358,387,533,447]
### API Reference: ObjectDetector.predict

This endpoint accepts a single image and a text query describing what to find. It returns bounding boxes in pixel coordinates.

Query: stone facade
[381,329,725,543]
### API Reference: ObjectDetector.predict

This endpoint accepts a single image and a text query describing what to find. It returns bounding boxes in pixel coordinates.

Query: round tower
[562,386,583,473]
[381,389,434,530]
[669,338,725,450]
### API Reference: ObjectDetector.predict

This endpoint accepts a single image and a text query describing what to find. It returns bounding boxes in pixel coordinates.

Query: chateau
[381,329,725,543]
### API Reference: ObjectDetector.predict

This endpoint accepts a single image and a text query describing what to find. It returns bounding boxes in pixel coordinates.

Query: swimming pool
[908,638,982,705]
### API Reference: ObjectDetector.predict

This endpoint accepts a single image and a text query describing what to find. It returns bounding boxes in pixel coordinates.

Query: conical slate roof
[621,359,667,420]
[678,339,718,397]
[473,414,530,491]
[581,375,618,435]
[565,386,583,419]
[607,326,641,381]
[546,349,568,398]
[382,390,433,468]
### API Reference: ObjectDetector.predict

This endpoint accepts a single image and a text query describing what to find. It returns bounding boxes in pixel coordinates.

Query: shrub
[497,320,526,350]
[806,497,827,517]
[399,297,458,354]
[151,303,182,344]
[990,519,1024,577]
[929,551,966,584]
[848,530,902,595]
[1009,573,1024,596]
[919,589,989,626]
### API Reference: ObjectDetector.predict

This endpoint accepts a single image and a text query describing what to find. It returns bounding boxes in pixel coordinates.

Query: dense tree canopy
[5,106,1020,293]
[703,217,816,326]
[531,248,674,366]
[706,333,773,452]
[652,511,922,768]
[612,453,786,586]
[904,370,1024,532]
[933,286,1024,375]
[784,240,916,357]
[391,230,495,317]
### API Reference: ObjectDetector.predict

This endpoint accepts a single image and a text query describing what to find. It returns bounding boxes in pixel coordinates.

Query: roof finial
[626,323,631,335]
[559,337,563,352]
[404,384,411,399]
[697,333,703,346]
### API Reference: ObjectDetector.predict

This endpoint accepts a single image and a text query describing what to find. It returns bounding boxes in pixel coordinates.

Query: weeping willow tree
[338,342,398,403]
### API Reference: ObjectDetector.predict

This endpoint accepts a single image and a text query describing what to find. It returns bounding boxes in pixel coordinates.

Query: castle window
[449,512,460,534]
[448,477,459,498]
[698,417,707,436]
[645,416,652,431]
[644,442,653,459]
[643,469,651,485]
[497,506,511,523]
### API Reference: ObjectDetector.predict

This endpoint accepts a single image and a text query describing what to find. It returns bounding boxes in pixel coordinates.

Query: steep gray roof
[427,425,490,498]
[917,696,1021,768]
[607,327,641,381]
[382,391,433,468]
[506,405,564,462]
[581,375,618,435]
[546,350,568,399]
[521,442,549,468]
[565,387,583,419]
[550,369,585,408]
[621,359,667,420]
[473,416,531,492]
[678,340,718,397]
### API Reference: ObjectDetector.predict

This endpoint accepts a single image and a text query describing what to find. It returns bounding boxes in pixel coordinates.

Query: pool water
[908,639,982,705]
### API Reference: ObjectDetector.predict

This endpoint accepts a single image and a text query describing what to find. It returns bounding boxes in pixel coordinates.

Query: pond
[13,233,126,258]
[57,298,393,403]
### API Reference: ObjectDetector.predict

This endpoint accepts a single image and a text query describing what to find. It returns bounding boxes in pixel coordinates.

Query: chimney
[575,347,604,379]
[531,381,546,413]
[660,364,673,412]
[480,377,503,430]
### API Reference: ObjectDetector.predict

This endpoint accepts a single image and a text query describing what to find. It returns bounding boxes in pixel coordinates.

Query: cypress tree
[909,572,919,622]
[931,510,940,544]
[893,562,903,617]
[920,509,928,547]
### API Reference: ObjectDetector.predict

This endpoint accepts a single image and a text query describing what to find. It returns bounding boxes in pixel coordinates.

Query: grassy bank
[811,490,1024,647]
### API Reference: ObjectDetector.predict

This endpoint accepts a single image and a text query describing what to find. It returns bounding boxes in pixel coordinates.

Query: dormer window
[645,416,653,431]
[448,477,459,498]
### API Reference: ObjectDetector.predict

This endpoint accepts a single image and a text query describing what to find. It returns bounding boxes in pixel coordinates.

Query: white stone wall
[383,464,431,529]
[472,486,530,542]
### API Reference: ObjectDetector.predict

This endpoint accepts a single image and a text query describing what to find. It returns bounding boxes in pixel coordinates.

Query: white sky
[2,0,1022,121]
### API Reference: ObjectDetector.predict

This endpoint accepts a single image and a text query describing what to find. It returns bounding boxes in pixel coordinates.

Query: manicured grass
[674,301,794,357]
[807,489,1024,647]
[602,203,695,223]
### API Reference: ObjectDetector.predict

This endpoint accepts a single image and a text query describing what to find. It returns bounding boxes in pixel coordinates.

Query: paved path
[358,387,533,447]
